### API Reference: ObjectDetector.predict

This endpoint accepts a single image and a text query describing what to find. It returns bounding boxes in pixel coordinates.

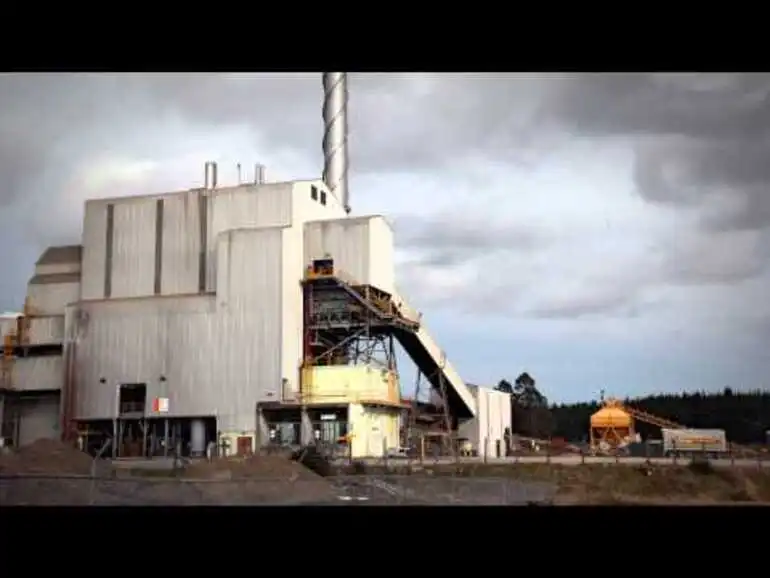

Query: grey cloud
[526,291,641,320]
[544,73,770,234]
[2,72,770,314]
[121,73,559,174]
[393,212,544,268]
[547,73,770,141]
[661,230,770,286]
[392,211,666,320]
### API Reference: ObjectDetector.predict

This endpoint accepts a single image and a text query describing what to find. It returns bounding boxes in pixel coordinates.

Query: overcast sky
[1,72,768,404]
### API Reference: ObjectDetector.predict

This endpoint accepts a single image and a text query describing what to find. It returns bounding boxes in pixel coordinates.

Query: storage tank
[662,428,726,456]
[589,399,634,452]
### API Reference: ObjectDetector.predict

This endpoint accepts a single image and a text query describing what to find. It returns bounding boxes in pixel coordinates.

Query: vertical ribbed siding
[73,227,287,430]
[12,356,65,391]
[110,200,157,298]
[154,199,164,295]
[303,215,395,292]
[205,183,293,292]
[26,316,65,346]
[26,282,81,316]
[17,395,61,446]
[281,227,304,399]
[161,191,202,296]
[81,201,108,300]
[367,216,395,293]
[213,227,284,428]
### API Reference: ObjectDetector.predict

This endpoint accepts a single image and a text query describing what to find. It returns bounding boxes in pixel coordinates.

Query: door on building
[236,436,253,456]
[17,395,60,447]
[368,422,384,457]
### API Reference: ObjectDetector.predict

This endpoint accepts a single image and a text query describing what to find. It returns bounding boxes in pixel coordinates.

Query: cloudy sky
[1,72,768,404]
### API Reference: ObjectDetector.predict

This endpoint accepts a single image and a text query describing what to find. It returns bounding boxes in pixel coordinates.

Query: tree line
[495,376,770,444]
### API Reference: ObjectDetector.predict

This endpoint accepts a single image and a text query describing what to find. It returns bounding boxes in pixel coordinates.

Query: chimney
[322,73,350,214]
[254,164,265,184]
[236,163,242,185]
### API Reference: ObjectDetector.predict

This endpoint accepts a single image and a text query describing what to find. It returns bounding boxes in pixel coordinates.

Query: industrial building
[0,73,512,459]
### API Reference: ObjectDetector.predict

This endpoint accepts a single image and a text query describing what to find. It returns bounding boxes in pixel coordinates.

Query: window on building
[311,185,318,200]
[119,383,147,415]
[320,190,327,205]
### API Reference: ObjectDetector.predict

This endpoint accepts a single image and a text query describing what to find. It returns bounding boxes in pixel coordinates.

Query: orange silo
[589,399,635,454]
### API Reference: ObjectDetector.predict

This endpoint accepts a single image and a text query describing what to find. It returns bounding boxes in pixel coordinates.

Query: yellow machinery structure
[283,258,414,457]
[589,399,635,452]
[589,395,764,457]
[589,397,685,453]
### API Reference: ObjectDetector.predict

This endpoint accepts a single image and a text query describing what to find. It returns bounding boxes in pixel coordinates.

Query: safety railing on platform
[304,267,420,328]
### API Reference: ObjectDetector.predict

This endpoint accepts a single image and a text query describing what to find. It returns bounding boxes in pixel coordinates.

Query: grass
[112,457,770,505]
[352,461,770,504]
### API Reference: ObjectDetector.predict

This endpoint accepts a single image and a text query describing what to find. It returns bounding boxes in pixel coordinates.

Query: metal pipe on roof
[254,164,265,184]
[204,161,218,189]
[322,73,350,214]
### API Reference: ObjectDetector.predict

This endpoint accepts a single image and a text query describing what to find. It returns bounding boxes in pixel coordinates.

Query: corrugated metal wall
[161,191,202,295]
[73,227,288,431]
[368,217,395,293]
[280,228,304,398]
[207,183,293,292]
[27,316,65,345]
[0,315,18,337]
[111,200,157,298]
[74,297,210,421]
[214,227,285,427]
[16,394,61,446]
[458,385,512,457]
[304,215,395,292]
[27,282,80,316]
[80,184,295,300]
[11,356,64,391]
[81,200,108,300]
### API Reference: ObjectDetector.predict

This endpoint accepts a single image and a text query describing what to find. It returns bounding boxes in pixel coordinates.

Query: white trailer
[662,428,727,458]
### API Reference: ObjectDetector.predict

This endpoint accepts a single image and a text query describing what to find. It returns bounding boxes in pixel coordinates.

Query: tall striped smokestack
[322,73,350,214]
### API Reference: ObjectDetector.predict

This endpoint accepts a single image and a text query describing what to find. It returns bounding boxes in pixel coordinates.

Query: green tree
[495,379,514,394]
[508,372,552,439]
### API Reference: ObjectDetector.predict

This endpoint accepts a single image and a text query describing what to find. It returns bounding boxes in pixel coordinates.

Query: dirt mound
[184,453,323,481]
[0,439,93,475]
[182,453,339,503]
[291,445,336,477]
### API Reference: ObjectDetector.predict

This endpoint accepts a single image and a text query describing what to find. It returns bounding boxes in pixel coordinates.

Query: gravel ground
[0,442,552,506]
[0,475,557,505]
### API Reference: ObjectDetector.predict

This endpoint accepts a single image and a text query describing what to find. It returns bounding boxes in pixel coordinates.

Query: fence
[322,439,770,469]
[0,473,557,506]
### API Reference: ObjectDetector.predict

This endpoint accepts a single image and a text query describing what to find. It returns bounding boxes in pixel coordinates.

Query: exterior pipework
[322,73,350,214]
[254,164,265,184]
[204,161,218,189]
